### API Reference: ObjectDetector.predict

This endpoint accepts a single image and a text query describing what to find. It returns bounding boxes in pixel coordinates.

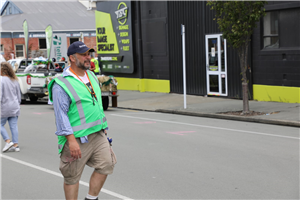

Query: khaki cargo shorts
[59,130,117,185]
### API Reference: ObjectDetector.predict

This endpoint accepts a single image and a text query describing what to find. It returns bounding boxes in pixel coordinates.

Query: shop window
[263,8,300,49]
[39,38,47,49]
[15,44,24,58]
[70,38,79,44]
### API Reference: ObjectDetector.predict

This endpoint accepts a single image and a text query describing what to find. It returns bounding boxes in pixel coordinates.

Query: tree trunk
[238,44,250,114]
[242,82,249,113]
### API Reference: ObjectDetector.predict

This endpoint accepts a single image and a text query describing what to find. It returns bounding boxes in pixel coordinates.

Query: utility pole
[136,1,144,79]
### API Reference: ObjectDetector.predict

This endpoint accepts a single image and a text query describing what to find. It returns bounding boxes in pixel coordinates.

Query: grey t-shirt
[0,76,21,118]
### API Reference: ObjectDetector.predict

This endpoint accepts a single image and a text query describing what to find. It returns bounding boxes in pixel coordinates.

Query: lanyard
[69,68,97,104]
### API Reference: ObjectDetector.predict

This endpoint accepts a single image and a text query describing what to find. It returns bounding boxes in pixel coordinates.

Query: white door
[205,34,227,96]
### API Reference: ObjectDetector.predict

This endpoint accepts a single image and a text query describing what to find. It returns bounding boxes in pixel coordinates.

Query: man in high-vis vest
[91,53,100,75]
[48,41,116,200]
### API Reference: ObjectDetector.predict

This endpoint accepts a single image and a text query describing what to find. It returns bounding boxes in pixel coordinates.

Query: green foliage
[207,1,267,112]
[207,1,266,49]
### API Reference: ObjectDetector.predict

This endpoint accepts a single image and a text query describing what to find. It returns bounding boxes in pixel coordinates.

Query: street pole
[136,1,144,79]
[181,24,187,109]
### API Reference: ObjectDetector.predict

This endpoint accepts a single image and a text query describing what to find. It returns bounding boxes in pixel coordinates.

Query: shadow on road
[21,100,48,105]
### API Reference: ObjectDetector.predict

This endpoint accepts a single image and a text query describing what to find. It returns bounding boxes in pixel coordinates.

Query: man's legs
[88,171,107,196]
[64,182,79,200]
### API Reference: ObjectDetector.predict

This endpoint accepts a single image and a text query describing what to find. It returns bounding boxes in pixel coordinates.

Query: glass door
[205,34,227,96]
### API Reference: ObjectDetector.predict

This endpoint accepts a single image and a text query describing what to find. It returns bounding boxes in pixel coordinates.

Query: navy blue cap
[67,41,95,56]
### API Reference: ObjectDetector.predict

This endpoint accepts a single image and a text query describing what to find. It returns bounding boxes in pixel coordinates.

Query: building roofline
[0,0,9,15]
[0,1,23,16]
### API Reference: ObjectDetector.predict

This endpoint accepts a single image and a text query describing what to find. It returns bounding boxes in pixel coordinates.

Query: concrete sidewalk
[114,90,300,127]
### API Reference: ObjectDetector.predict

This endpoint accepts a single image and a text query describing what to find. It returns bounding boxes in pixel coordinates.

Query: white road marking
[111,114,300,140]
[0,154,134,200]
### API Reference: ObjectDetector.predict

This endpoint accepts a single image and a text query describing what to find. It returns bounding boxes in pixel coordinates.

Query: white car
[8,58,57,102]
[8,58,33,71]
[0,54,6,63]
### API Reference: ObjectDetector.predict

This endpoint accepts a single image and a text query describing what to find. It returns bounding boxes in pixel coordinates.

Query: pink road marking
[166,131,196,136]
[134,121,157,124]
[166,132,185,136]
[33,112,53,115]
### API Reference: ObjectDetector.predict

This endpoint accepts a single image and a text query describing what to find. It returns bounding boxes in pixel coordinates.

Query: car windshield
[19,60,32,69]
[10,61,16,70]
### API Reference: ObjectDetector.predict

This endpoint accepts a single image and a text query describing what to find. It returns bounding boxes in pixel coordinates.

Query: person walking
[0,62,21,152]
[48,41,116,200]
[91,53,100,75]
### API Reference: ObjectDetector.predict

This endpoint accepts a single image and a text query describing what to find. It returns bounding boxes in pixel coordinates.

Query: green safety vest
[91,58,100,73]
[48,70,107,154]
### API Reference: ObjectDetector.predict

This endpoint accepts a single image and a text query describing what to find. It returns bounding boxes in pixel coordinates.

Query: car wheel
[29,95,39,102]
[102,96,109,110]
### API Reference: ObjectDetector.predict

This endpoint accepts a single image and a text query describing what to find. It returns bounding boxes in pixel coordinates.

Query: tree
[207,1,266,114]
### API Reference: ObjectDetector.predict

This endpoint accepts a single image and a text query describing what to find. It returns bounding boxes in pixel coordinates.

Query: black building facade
[251,1,300,103]
[167,1,246,98]
[96,1,299,103]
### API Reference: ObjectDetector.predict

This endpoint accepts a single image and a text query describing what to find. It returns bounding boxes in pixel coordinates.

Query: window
[263,8,300,49]
[15,45,24,58]
[39,38,47,49]
[263,11,279,49]
[0,44,3,52]
[70,38,79,44]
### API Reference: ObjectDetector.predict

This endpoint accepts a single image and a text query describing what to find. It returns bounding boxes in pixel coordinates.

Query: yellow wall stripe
[253,84,300,103]
[115,77,170,93]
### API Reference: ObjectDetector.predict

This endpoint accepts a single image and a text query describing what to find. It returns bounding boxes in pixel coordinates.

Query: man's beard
[75,56,90,70]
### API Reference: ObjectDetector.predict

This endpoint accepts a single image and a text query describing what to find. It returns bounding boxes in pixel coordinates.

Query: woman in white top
[0,62,21,152]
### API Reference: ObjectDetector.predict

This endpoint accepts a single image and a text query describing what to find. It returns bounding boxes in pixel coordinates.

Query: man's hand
[66,135,81,160]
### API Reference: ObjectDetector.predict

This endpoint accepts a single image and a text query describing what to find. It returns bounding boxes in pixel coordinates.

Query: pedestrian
[60,57,66,62]
[91,53,100,75]
[0,62,21,152]
[48,41,116,200]
[54,63,64,72]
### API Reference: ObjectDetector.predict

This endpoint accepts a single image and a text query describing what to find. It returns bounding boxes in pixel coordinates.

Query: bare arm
[65,134,81,159]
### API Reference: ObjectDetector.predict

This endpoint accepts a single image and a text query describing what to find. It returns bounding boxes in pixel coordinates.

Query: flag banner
[51,33,67,61]
[45,25,53,60]
[23,20,29,58]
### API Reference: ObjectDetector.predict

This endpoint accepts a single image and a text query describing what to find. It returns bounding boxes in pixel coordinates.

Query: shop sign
[95,1,134,73]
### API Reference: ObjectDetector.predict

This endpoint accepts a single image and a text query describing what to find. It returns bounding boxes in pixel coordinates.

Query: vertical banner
[51,33,67,61]
[22,20,29,64]
[45,25,53,59]
[95,1,134,73]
